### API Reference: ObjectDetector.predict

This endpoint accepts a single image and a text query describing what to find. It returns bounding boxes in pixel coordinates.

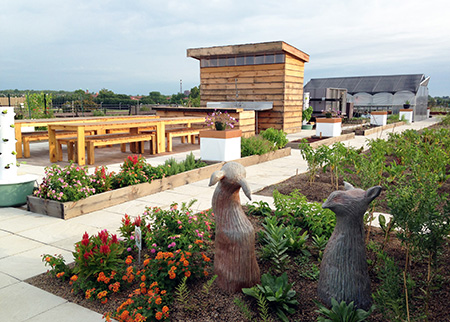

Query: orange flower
[162,306,169,314]
[184,271,191,277]
[97,272,106,282]
[56,272,65,278]
[125,255,133,265]
[45,257,51,262]
[101,297,107,304]
[141,274,146,282]
[143,259,150,266]
[70,275,78,282]
[203,270,209,277]
[120,310,129,320]
[150,281,158,288]
[97,290,108,299]
[155,312,163,320]
[161,290,167,295]
[155,297,162,305]
[108,282,121,293]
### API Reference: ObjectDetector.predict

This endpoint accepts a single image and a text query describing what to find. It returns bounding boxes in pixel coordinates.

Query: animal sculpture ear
[365,185,382,202]
[239,178,252,201]
[209,170,225,187]
[344,181,355,191]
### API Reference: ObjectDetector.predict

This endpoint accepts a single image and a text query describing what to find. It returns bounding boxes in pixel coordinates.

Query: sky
[1,0,449,97]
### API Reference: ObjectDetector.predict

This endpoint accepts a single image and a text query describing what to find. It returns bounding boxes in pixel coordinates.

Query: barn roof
[304,74,426,95]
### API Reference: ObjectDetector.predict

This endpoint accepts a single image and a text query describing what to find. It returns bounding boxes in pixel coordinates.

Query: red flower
[134,216,142,227]
[100,244,111,254]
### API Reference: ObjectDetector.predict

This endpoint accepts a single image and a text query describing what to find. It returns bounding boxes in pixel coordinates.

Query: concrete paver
[0,117,439,320]
[0,282,67,322]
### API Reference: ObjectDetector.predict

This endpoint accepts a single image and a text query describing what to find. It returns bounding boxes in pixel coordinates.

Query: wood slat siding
[199,53,307,133]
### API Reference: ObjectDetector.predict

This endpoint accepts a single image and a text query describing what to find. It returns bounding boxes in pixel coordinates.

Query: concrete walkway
[0,117,439,321]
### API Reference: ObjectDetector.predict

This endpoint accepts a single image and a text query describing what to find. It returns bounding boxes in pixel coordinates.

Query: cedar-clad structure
[187,41,309,133]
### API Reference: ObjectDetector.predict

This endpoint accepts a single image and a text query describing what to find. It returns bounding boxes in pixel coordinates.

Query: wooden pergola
[187,41,309,133]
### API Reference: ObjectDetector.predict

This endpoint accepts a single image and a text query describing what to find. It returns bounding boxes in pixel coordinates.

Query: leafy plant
[370,245,408,321]
[42,253,71,280]
[260,216,290,273]
[234,297,257,322]
[312,234,328,261]
[242,272,298,322]
[260,128,288,149]
[298,139,325,184]
[314,298,375,322]
[303,105,313,122]
[296,256,320,281]
[254,288,274,322]
[246,200,272,217]
[175,275,192,310]
[72,230,125,278]
[241,135,274,157]
[202,274,217,295]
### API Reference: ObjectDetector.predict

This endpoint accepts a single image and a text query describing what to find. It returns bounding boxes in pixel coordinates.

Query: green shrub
[260,128,288,149]
[241,135,274,157]
[246,200,272,217]
[243,272,298,322]
[315,298,375,322]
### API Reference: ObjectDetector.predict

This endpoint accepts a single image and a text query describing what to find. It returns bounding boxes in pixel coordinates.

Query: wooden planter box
[357,121,406,136]
[286,133,355,150]
[27,147,291,219]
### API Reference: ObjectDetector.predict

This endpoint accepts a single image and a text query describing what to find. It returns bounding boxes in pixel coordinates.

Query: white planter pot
[200,129,241,162]
[315,118,342,137]
[399,109,413,123]
[370,111,388,126]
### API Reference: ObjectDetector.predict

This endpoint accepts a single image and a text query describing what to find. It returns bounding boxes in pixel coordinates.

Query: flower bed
[27,148,291,219]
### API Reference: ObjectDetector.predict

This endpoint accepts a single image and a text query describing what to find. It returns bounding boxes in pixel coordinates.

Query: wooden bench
[165,128,201,152]
[57,133,156,163]
[86,133,156,165]
[22,131,95,158]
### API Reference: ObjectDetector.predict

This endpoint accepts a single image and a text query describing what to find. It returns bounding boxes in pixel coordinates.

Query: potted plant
[205,110,238,131]
[0,106,36,206]
[201,110,241,161]
[403,100,411,109]
[301,106,314,130]
[316,108,342,137]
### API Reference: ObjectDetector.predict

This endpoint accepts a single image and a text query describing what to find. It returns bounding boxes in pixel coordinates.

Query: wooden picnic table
[14,115,158,158]
[48,116,206,165]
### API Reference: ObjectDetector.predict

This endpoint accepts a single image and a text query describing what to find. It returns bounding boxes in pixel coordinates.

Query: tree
[188,86,201,107]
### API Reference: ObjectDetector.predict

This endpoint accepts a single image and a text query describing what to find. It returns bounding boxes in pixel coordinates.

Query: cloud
[1,0,449,95]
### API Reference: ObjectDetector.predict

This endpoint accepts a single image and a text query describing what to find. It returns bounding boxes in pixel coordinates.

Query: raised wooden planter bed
[355,121,405,136]
[27,147,291,219]
[286,133,355,150]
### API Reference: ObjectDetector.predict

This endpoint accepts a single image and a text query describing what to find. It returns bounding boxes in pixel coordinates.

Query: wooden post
[209,162,260,292]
